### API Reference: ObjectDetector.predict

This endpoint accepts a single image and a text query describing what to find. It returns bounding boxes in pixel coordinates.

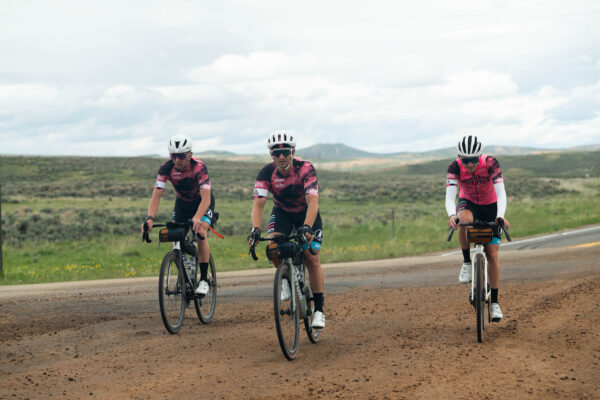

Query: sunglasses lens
[462,157,478,164]
[170,153,187,160]
[273,150,291,157]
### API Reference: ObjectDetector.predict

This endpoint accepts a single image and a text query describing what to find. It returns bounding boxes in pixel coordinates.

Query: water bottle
[183,255,195,281]
[294,266,305,300]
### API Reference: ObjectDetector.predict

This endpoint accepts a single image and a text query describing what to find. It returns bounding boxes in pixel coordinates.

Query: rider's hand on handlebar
[297,224,314,243]
[448,216,459,230]
[141,219,154,233]
[497,217,510,230]
[247,227,261,247]
[192,215,204,234]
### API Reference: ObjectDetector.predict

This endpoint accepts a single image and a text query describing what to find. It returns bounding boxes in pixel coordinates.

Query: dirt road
[1,230,599,399]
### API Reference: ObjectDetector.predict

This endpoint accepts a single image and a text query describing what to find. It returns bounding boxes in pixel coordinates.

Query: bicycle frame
[284,256,309,319]
[447,217,511,342]
[144,219,218,333]
[249,232,319,359]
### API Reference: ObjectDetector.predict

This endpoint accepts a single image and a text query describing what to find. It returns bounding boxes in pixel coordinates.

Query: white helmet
[457,135,482,157]
[168,134,192,154]
[267,130,296,150]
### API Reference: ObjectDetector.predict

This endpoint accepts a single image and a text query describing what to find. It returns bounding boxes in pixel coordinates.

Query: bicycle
[249,232,320,360]
[143,218,217,334]
[447,218,511,342]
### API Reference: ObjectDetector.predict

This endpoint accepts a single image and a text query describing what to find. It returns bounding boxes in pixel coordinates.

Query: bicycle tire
[158,251,185,334]
[475,253,485,342]
[302,266,320,344]
[487,283,492,324]
[195,254,217,324]
[274,262,299,360]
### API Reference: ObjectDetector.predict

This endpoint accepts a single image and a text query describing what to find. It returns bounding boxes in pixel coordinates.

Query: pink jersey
[155,158,211,202]
[446,154,503,205]
[254,159,319,213]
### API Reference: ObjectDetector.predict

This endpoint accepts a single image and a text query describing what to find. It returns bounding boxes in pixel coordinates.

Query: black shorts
[456,198,501,239]
[172,194,215,225]
[267,206,323,251]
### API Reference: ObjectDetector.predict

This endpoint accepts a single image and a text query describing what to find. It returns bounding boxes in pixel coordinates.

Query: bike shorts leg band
[302,242,322,251]
[201,215,212,225]
[487,237,501,245]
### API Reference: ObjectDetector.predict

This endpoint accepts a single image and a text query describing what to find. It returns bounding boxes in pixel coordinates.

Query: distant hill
[296,143,559,160]
[193,142,600,171]
[294,143,376,159]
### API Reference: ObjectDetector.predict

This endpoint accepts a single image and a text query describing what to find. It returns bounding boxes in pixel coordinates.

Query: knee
[303,251,320,267]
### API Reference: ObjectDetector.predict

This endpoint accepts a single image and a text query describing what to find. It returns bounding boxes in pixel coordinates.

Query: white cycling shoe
[195,280,209,295]
[312,311,325,330]
[490,303,503,322]
[280,279,291,301]
[459,262,471,283]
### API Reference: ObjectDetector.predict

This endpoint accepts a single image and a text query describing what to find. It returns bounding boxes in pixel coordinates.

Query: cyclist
[142,134,215,296]
[445,135,511,321]
[248,131,326,330]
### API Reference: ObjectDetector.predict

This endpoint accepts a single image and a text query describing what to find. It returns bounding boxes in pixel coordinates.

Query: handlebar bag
[468,227,493,244]
[159,227,186,243]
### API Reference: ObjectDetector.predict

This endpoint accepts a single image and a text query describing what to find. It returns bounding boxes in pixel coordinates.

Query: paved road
[1,225,598,329]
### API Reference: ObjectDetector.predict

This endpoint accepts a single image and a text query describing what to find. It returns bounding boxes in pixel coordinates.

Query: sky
[1,0,599,157]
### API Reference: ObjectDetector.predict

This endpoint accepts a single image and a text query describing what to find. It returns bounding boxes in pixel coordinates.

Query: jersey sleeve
[486,156,503,184]
[446,160,460,187]
[155,161,173,189]
[302,162,319,196]
[253,164,273,198]
[196,161,211,190]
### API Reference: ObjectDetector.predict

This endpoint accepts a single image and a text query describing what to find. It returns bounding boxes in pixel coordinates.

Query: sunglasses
[170,153,189,160]
[461,156,479,164]
[271,149,292,158]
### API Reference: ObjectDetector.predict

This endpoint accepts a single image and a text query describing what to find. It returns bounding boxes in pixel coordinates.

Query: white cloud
[1,0,599,155]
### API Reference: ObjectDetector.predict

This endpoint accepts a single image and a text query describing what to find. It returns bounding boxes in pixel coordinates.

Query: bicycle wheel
[475,253,485,342]
[195,254,217,324]
[274,262,299,360]
[302,266,320,344]
[158,251,185,334]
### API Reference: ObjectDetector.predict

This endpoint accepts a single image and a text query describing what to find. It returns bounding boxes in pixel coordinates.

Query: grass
[2,194,599,285]
[1,153,599,284]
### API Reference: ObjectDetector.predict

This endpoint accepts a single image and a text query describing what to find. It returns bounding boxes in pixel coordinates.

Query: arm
[144,187,164,231]
[251,197,267,230]
[445,185,457,218]
[192,188,212,233]
[445,185,458,230]
[248,197,267,246]
[494,182,506,219]
[304,194,319,228]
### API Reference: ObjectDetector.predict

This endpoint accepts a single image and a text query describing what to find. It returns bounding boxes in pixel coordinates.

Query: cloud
[1,0,600,156]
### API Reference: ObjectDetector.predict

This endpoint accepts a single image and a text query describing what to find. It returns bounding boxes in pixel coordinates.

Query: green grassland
[1,151,599,285]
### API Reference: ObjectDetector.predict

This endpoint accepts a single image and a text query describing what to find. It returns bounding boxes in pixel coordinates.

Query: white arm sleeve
[445,185,458,217]
[494,182,507,218]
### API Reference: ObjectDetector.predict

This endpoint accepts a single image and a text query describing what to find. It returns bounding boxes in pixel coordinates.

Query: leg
[303,249,324,293]
[457,209,473,283]
[485,244,500,289]
[197,221,210,264]
[194,221,211,294]
[304,247,325,329]
[485,243,504,321]
[457,209,473,252]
